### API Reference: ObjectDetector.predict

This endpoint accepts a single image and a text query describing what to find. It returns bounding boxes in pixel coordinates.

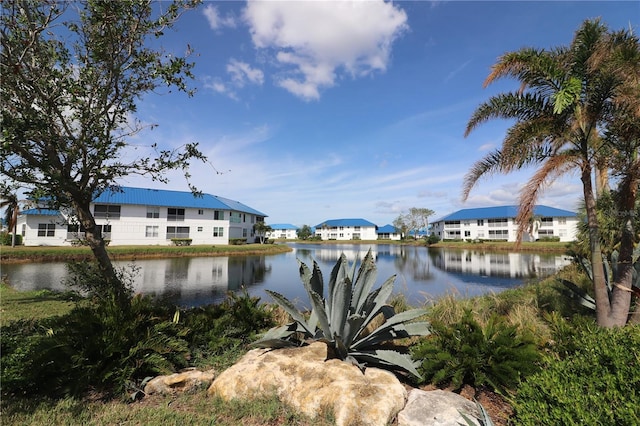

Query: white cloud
[227,59,264,86]
[243,0,408,100]
[202,4,236,30]
[478,143,495,151]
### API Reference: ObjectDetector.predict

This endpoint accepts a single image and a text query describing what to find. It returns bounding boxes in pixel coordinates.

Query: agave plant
[253,249,430,378]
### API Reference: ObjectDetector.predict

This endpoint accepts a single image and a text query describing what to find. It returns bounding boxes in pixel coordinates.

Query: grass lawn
[0,282,77,327]
[0,243,292,263]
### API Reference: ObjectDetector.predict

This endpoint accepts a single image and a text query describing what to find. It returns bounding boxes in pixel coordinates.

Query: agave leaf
[309,290,332,338]
[310,260,325,298]
[252,324,298,348]
[351,250,379,314]
[360,275,396,316]
[328,254,347,305]
[265,290,314,335]
[330,276,352,337]
[342,313,367,348]
[349,349,422,380]
[557,279,596,310]
[334,335,349,360]
[352,309,429,349]
[356,277,396,338]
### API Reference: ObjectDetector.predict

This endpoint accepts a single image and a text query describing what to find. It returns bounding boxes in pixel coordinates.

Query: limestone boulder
[397,389,481,426]
[144,369,215,396]
[208,342,407,426]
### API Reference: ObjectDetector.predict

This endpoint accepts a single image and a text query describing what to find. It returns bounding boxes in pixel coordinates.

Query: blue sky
[122,0,638,227]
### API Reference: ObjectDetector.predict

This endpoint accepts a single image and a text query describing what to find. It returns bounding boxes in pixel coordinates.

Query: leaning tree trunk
[582,167,613,327]
[610,175,638,326]
[72,200,131,311]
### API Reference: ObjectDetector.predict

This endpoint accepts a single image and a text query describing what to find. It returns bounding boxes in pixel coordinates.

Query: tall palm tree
[0,190,20,247]
[463,19,637,327]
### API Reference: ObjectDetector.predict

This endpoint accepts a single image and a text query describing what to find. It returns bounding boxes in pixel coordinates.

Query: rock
[208,342,407,426]
[397,389,481,426]
[144,369,216,396]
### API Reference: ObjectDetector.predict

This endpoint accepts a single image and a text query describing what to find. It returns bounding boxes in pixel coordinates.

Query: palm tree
[463,19,637,327]
[1,190,20,247]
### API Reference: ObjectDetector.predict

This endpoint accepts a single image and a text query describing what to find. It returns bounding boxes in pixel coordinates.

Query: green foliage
[1,285,274,399]
[296,225,313,240]
[171,238,193,246]
[426,234,440,245]
[0,231,21,245]
[412,309,540,393]
[254,249,430,378]
[513,324,640,425]
[229,238,246,245]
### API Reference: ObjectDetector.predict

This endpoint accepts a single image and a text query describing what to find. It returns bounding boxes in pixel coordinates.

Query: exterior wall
[267,228,298,239]
[377,232,401,241]
[315,225,377,241]
[431,216,578,243]
[17,213,68,246]
[19,204,262,246]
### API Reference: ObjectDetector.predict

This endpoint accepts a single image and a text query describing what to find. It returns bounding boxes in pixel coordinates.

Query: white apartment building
[314,219,378,241]
[431,205,579,243]
[267,224,299,240]
[16,186,267,246]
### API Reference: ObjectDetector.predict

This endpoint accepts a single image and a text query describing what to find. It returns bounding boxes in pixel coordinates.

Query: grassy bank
[0,243,292,264]
[430,240,571,252]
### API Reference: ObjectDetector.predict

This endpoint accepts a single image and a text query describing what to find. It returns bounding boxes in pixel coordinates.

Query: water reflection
[3,244,571,307]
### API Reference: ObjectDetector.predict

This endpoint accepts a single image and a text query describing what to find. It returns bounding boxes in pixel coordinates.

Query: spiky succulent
[254,249,430,378]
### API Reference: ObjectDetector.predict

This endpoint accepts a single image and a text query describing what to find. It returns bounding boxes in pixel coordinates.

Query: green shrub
[426,234,440,245]
[0,288,275,399]
[229,238,246,245]
[411,309,540,393]
[513,324,640,425]
[0,231,22,245]
[170,238,192,246]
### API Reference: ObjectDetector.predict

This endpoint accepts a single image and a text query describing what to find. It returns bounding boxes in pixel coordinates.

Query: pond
[3,243,572,307]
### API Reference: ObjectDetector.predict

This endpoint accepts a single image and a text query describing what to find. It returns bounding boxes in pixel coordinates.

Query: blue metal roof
[269,223,298,230]
[93,187,267,216]
[434,205,576,222]
[377,224,398,233]
[20,208,61,216]
[314,218,377,228]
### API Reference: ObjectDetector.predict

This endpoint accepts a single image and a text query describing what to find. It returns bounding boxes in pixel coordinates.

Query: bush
[426,234,440,245]
[536,236,560,242]
[412,309,540,394]
[1,288,275,399]
[170,238,192,246]
[0,232,22,245]
[513,324,640,425]
[229,238,246,245]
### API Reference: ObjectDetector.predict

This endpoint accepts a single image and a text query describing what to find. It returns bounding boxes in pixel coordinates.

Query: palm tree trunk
[582,167,612,326]
[609,176,637,326]
[72,200,131,311]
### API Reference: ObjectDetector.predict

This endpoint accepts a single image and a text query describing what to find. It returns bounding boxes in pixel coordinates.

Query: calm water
[2,243,571,307]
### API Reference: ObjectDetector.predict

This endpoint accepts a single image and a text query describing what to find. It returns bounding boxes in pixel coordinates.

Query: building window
[242,228,247,238]
[167,208,185,221]
[198,209,204,215]
[37,223,55,237]
[197,226,203,232]
[488,229,509,239]
[21,224,26,236]
[146,206,160,218]
[339,233,344,238]
[353,233,361,240]
[94,204,121,219]
[488,218,508,227]
[558,217,566,225]
[229,212,241,223]
[354,226,361,231]
[538,229,554,236]
[243,214,246,223]
[213,227,224,237]
[541,217,553,227]
[214,210,224,220]
[145,226,159,237]
[477,219,484,226]
[464,231,471,237]
[166,226,189,239]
